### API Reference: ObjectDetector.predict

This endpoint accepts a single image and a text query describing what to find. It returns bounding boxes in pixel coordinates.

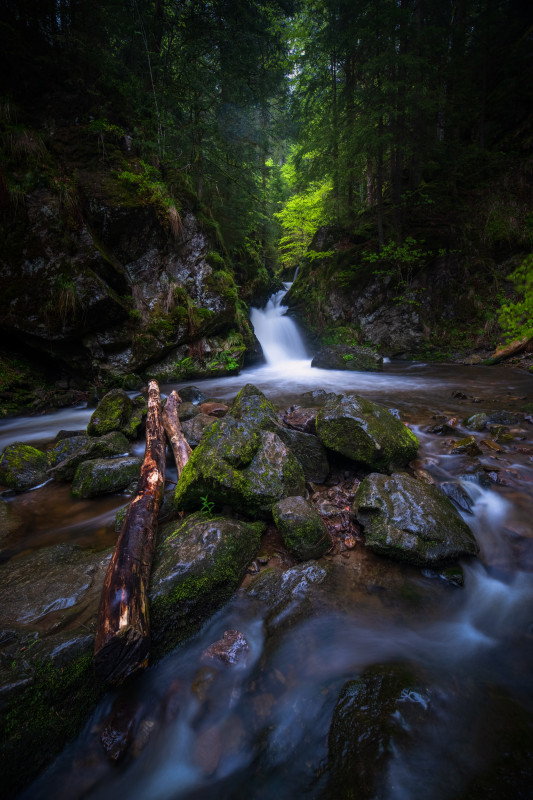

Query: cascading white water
[250,282,308,364]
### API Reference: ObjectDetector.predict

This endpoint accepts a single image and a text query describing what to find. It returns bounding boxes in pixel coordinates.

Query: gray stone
[311,344,383,371]
[272,496,330,560]
[49,431,130,481]
[71,456,142,498]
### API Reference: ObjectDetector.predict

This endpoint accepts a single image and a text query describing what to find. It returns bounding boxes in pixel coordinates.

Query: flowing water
[3,286,533,799]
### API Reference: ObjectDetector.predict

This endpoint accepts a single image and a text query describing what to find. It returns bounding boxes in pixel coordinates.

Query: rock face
[149,513,264,655]
[272,496,331,560]
[352,473,479,566]
[316,395,419,471]
[87,389,146,439]
[311,344,383,371]
[327,663,428,800]
[71,456,142,498]
[0,442,49,491]
[174,417,306,518]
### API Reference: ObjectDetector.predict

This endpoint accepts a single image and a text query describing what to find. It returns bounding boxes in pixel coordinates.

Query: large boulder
[174,417,306,518]
[352,473,479,566]
[180,413,218,448]
[71,456,142,498]
[311,344,383,371]
[316,395,419,471]
[87,389,146,439]
[272,496,331,560]
[49,431,130,481]
[149,512,264,655]
[0,442,49,492]
[327,663,429,800]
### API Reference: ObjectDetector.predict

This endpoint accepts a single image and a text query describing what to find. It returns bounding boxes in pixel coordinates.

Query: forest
[1,2,533,799]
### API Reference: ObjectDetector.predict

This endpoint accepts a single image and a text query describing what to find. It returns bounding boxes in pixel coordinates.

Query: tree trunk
[162,391,192,476]
[94,380,166,685]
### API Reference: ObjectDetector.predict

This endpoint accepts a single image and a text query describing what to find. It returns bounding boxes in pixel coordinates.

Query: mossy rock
[87,389,146,439]
[71,456,142,498]
[352,473,479,567]
[0,442,49,492]
[316,394,419,471]
[272,496,330,560]
[464,412,488,432]
[174,417,306,518]
[149,512,264,656]
[326,663,428,800]
[49,431,130,481]
[230,383,279,429]
[48,434,91,467]
[311,344,383,371]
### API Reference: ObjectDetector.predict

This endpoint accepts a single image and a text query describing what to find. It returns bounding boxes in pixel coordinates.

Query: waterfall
[250,282,308,364]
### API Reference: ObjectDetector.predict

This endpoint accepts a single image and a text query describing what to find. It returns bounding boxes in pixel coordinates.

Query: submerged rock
[0,442,49,492]
[71,456,142,498]
[311,344,383,371]
[272,496,330,560]
[201,630,249,666]
[316,395,419,471]
[149,513,264,655]
[173,417,305,518]
[352,473,479,566]
[87,389,146,439]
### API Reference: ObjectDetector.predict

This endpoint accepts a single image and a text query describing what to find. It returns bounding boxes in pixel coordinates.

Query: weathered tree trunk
[94,380,166,685]
[483,336,532,365]
[162,390,192,476]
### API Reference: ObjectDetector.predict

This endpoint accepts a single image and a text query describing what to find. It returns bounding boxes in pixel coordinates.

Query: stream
[2,286,533,799]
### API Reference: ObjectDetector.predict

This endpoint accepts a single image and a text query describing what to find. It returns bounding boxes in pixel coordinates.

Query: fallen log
[163,390,192,476]
[94,379,166,685]
[482,335,532,365]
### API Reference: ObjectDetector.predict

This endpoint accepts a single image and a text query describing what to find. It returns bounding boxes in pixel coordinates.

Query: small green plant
[498,254,533,342]
[200,494,215,516]
[342,353,355,361]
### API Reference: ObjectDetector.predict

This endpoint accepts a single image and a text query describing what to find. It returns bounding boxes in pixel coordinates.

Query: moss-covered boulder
[87,389,146,439]
[174,417,306,518]
[316,394,419,471]
[71,456,142,498]
[352,473,479,566]
[326,663,429,800]
[0,442,49,492]
[311,344,383,371]
[464,412,488,431]
[230,384,329,482]
[48,434,91,467]
[149,512,264,656]
[49,431,130,481]
[272,496,330,560]
[180,413,218,448]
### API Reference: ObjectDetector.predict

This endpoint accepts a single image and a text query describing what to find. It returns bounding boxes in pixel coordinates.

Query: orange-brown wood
[162,390,192,477]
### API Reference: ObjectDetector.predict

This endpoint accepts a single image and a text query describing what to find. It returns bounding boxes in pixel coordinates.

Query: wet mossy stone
[49,431,130,481]
[247,561,330,631]
[71,456,142,498]
[352,473,479,567]
[174,417,305,518]
[149,512,264,656]
[181,413,217,448]
[0,442,49,492]
[178,386,209,405]
[464,412,488,432]
[272,496,330,560]
[316,395,419,471]
[87,389,146,439]
[326,663,428,800]
[48,434,90,467]
[177,401,200,422]
[230,385,329,482]
[311,344,383,371]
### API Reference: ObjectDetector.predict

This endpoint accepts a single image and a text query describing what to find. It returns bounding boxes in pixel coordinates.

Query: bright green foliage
[275,172,334,270]
[499,256,533,342]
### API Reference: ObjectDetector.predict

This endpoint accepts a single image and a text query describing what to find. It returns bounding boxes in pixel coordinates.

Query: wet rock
[439,481,474,514]
[490,425,514,443]
[272,496,330,560]
[464,412,488,431]
[178,401,200,421]
[178,386,209,405]
[247,562,329,628]
[425,415,459,435]
[71,456,142,498]
[49,431,129,481]
[149,513,264,654]
[326,663,429,800]
[173,417,305,518]
[282,405,318,434]
[230,383,279,429]
[198,401,229,417]
[201,630,249,666]
[452,436,483,457]
[487,410,523,425]
[0,442,49,492]
[299,389,340,406]
[100,696,144,763]
[48,434,91,467]
[180,413,218,448]
[311,344,383,371]
[352,473,479,566]
[56,429,87,441]
[316,395,419,471]
[87,389,146,439]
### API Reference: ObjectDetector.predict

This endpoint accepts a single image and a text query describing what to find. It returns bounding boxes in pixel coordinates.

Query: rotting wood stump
[94,380,166,685]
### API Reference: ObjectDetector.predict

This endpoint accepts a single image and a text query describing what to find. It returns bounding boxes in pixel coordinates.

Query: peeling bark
[163,390,192,477]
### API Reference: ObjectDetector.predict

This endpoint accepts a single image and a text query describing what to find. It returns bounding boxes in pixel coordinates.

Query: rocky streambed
[1,363,533,799]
